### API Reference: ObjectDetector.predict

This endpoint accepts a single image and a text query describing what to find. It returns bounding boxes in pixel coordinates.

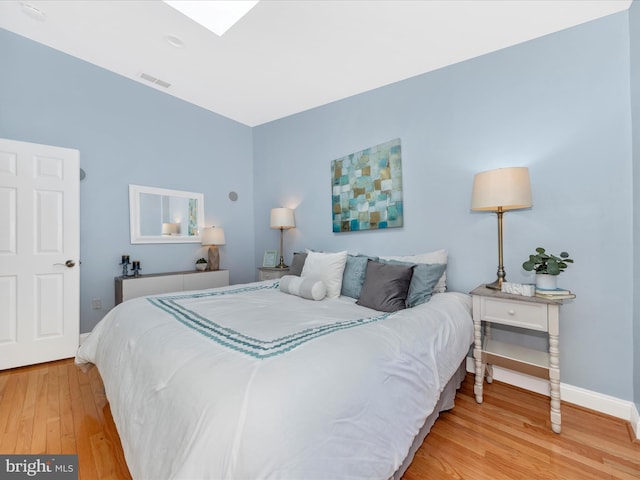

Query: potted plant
[195,257,208,271]
[522,247,573,290]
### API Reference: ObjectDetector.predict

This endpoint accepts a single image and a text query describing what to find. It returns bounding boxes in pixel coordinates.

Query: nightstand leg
[473,318,484,403]
[483,321,493,383]
[549,331,561,433]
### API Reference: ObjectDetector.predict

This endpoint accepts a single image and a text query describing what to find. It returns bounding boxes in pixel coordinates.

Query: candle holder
[132,261,141,277]
[120,255,130,277]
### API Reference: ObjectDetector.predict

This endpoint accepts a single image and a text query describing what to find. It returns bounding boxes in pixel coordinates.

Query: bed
[76,251,474,479]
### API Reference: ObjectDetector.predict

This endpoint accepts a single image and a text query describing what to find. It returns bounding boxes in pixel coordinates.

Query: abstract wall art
[331,138,403,232]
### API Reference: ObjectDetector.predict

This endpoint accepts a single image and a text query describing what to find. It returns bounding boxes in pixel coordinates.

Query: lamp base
[207,246,220,271]
[485,278,504,290]
[275,227,289,268]
[275,256,288,269]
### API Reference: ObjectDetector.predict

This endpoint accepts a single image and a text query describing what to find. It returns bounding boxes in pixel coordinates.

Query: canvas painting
[331,138,403,232]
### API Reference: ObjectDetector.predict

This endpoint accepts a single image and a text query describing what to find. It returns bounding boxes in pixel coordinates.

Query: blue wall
[254,12,634,400]
[630,1,640,414]
[1,9,637,403]
[0,28,256,333]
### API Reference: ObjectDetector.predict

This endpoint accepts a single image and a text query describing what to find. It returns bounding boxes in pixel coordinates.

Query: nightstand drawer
[481,297,548,331]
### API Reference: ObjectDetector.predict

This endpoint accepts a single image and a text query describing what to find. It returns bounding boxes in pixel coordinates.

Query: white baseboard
[465,357,640,440]
[631,402,640,440]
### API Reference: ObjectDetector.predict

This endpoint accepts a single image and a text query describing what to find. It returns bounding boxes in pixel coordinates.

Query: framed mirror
[129,184,204,244]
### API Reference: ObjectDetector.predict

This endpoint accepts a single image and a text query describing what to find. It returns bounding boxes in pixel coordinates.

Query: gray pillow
[341,254,378,299]
[381,259,446,307]
[289,252,307,276]
[356,260,414,312]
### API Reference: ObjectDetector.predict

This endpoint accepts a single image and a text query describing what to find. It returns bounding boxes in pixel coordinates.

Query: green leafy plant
[196,257,207,264]
[522,248,573,275]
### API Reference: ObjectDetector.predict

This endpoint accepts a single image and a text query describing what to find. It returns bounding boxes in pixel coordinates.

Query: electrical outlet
[91,298,102,310]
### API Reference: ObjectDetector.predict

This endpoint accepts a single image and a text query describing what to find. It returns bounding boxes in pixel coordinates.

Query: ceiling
[0,0,632,127]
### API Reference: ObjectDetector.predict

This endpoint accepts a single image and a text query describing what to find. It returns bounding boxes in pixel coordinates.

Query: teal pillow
[381,259,446,307]
[341,254,378,298]
[406,263,447,307]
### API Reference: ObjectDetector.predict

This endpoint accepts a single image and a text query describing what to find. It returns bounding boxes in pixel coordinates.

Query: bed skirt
[392,360,467,479]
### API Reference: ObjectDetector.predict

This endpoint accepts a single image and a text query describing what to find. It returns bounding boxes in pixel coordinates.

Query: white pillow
[301,250,348,298]
[379,249,448,293]
[280,275,326,301]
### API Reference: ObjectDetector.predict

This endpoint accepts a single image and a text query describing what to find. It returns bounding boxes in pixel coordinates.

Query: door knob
[55,260,76,268]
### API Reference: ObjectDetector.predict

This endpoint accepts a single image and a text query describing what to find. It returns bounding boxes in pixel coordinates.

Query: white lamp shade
[270,208,295,229]
[162,222,179,235]
[471,167,532,211]
[201,226,225,246]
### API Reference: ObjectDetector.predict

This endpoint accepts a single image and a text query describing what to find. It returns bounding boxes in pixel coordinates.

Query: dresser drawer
[480,297,549,331]
[115,270,230,304]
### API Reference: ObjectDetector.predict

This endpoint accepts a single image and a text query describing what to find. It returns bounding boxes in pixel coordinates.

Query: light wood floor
[1,358,639,479]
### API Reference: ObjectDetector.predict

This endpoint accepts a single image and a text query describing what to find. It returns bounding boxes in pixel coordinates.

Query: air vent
[139,73,171,89]
[154,78,171,88]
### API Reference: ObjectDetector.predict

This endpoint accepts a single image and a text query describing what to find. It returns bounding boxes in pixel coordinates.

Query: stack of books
[535,287,576,300]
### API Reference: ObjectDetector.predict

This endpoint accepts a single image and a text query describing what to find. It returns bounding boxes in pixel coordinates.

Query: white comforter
[76,280,473,480]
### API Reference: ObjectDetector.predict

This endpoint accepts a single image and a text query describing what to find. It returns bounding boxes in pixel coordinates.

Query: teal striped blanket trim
[147,282,392,359]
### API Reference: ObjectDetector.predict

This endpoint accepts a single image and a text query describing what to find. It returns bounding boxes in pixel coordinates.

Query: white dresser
[115,270,229,304]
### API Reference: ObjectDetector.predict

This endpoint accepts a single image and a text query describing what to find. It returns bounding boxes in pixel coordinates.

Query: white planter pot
[195,263,207,271]
[535,273,558,290]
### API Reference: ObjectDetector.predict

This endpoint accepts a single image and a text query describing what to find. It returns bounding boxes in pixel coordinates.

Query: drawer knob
[508,309,516,316]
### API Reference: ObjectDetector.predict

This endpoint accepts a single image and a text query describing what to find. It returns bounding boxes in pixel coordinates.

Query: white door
[0,138,80,370]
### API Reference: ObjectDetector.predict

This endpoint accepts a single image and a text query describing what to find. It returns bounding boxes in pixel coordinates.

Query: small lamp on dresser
[201,226,225,271]
[270,207,295,269]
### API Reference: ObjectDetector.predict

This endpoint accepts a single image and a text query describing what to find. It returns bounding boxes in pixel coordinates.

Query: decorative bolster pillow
[280,275,327,301]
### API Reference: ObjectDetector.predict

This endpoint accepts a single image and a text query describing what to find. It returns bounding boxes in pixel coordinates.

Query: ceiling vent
[140,73,171,89]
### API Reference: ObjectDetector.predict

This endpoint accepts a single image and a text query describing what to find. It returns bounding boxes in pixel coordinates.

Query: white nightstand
[258,267,290,281]
[470,284,571,434]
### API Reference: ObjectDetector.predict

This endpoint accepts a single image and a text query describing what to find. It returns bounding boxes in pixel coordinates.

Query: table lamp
[201,226,225,271]
[270,208,295,269]
[162,223,179,235]
[471,167,532,290]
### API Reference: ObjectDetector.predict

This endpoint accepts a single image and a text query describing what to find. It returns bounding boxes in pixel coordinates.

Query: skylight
[164,1,259,36]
